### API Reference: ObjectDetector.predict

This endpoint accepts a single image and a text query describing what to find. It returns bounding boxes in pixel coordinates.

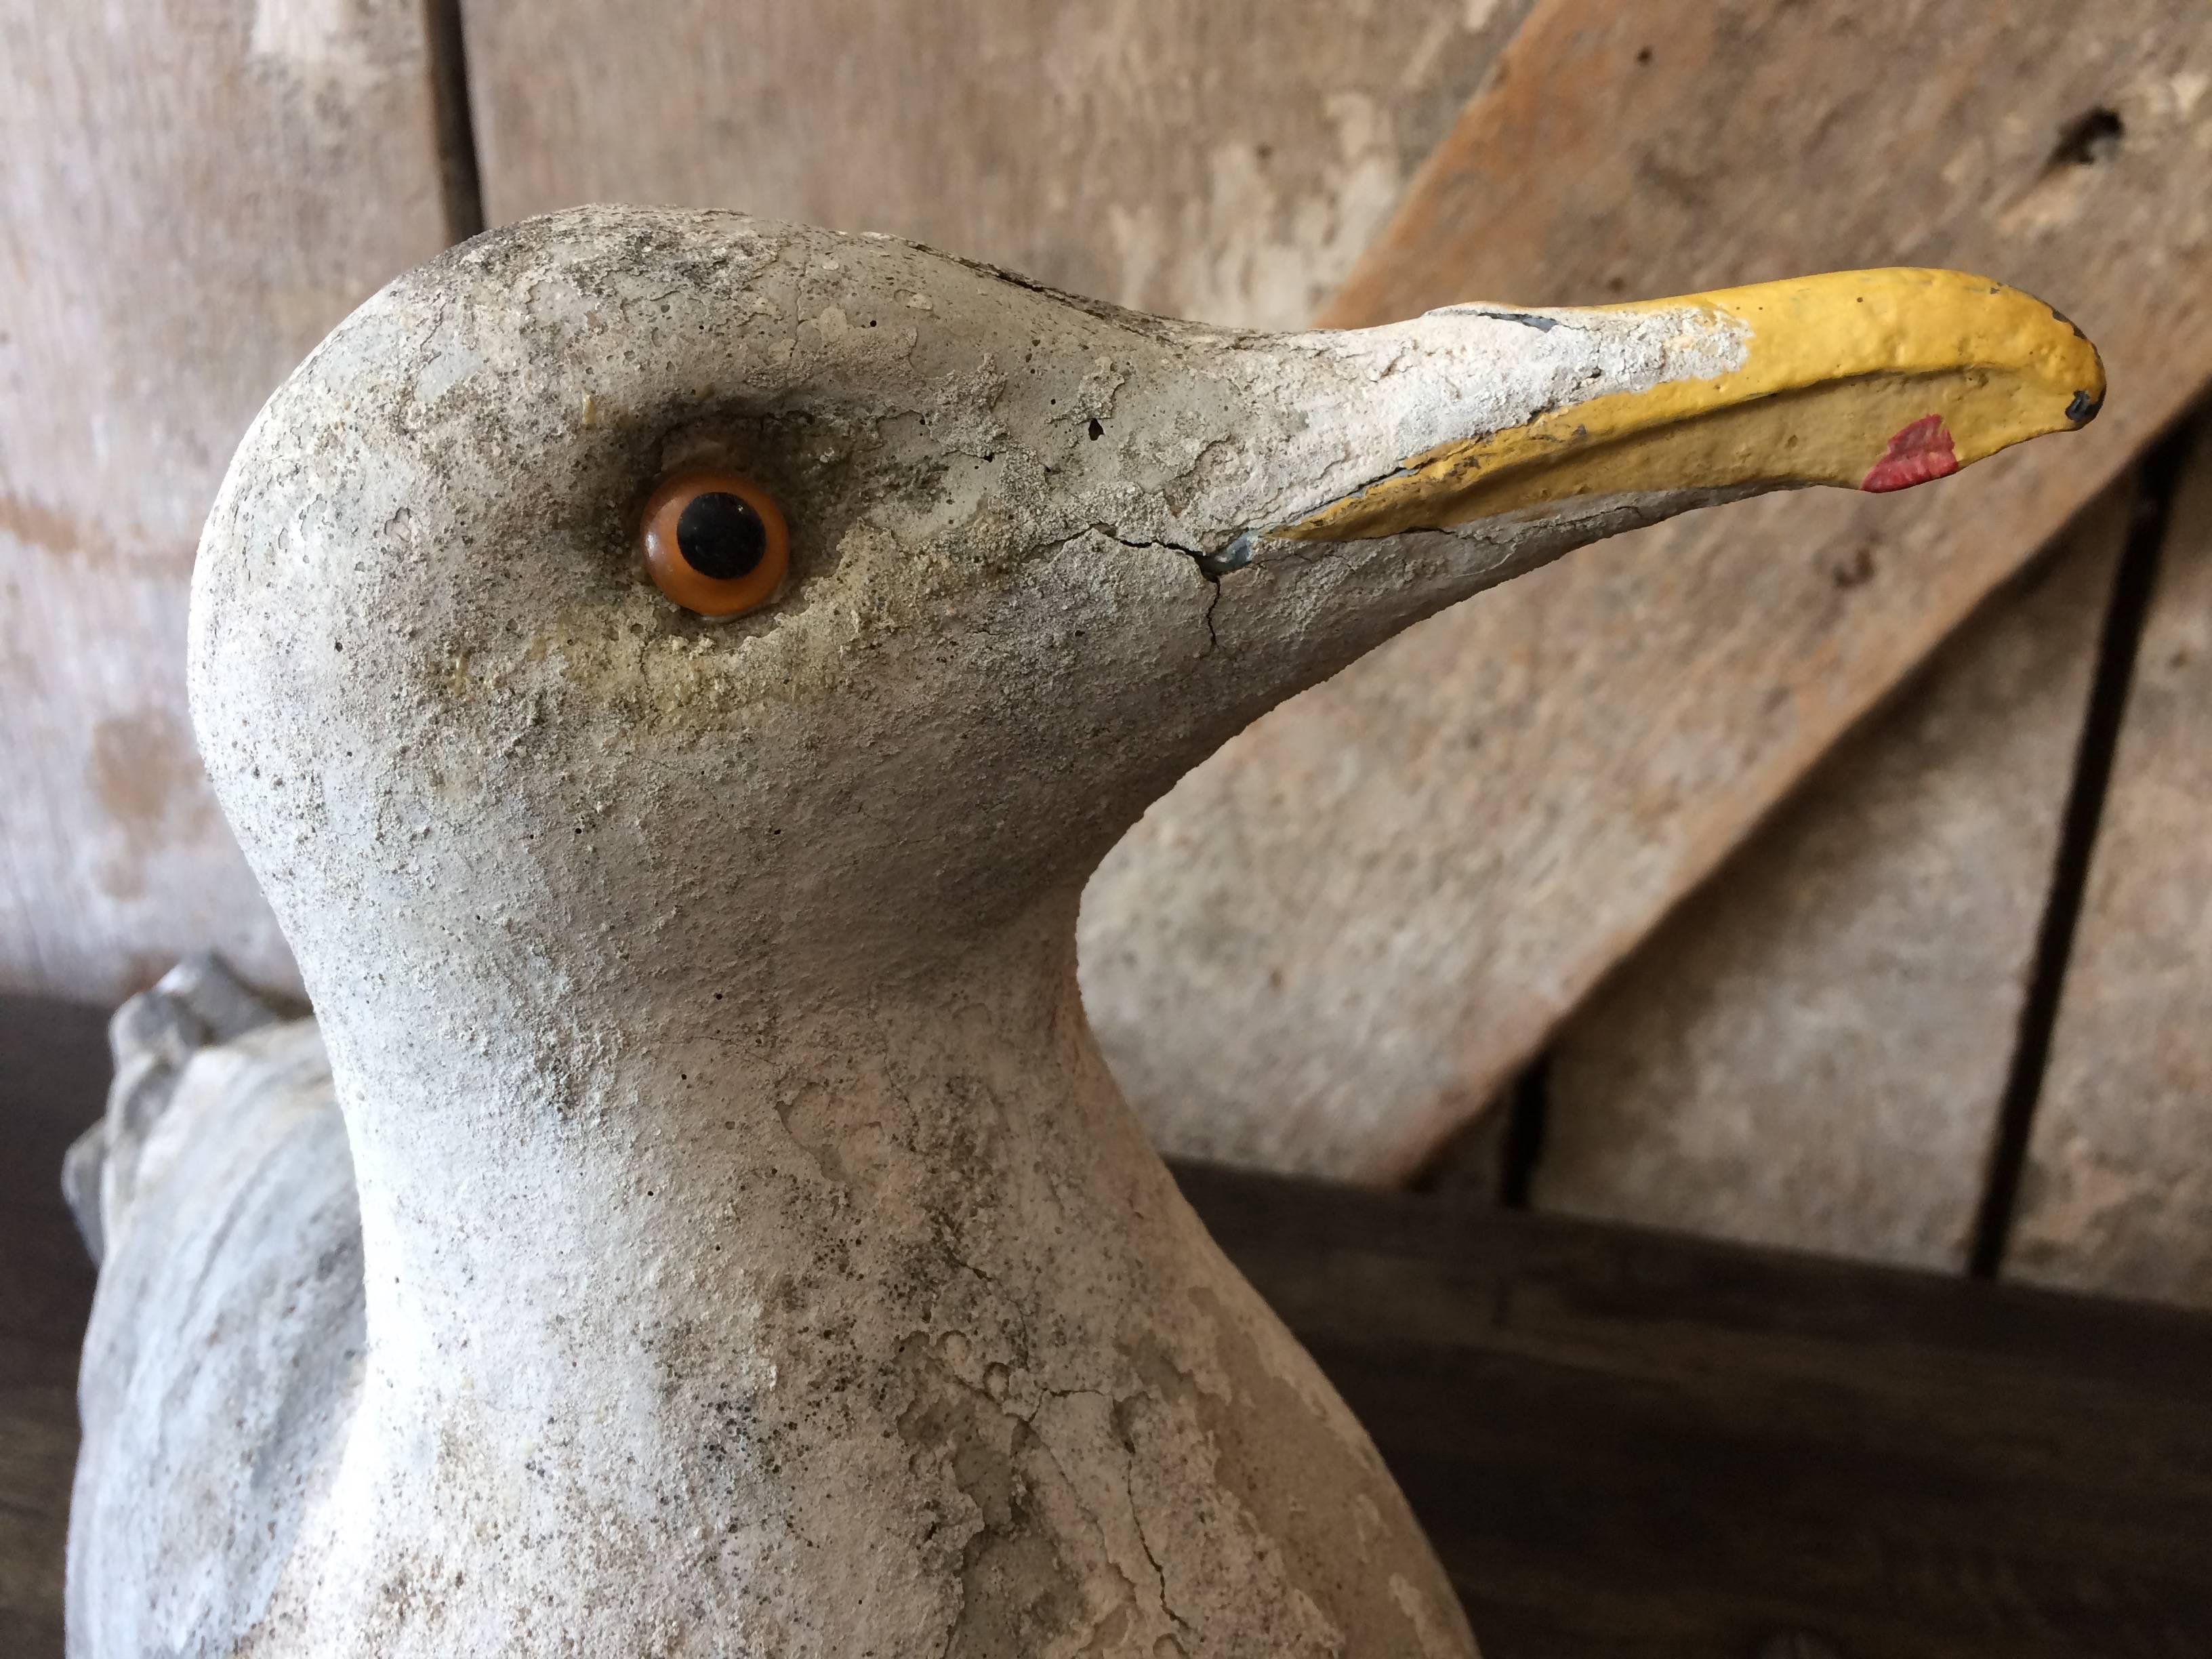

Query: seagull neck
[314,886,1162,1407]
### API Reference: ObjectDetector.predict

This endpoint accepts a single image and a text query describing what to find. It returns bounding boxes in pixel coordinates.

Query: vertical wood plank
[464,0,1531,331]
[0,0,453,1002]
[1081,1,2212,1180]
[1529,487,2129,1268]
[0,995,106,1654]
[2010,424,2212,1306]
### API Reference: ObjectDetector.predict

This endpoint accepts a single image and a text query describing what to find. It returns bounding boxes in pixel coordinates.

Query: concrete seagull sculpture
[66,207,2100,1656]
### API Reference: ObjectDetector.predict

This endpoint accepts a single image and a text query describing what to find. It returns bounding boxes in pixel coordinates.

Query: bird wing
[65,959,362,1657]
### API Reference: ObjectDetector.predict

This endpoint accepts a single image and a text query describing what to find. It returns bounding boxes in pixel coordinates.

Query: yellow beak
[1284,267,2104,541]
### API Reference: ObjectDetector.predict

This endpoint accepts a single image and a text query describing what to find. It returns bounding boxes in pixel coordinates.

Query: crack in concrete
[1080,525,1235,653]
[1026,1386,1160,1636]
[1108,1396,1189,1639]
[909,1336,1167,1659]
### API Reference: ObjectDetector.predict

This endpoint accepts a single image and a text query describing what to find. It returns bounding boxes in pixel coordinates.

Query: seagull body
[64,207,2099,1656]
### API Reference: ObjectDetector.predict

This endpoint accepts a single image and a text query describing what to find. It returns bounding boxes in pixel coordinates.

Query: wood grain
[1080,0,2212,1179]
[0,0,452,1003]
[1185,1162,2212,1658]
[464,0,1532,331]
[2009,422,2212,1307]
[1528,485,2129,1267]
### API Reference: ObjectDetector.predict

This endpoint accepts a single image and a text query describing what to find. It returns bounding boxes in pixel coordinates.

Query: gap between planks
[423,0,487,243]
[1969,422,2196,1276]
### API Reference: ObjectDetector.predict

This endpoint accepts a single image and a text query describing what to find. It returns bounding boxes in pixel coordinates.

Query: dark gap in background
[424,0,487,243]
[1969,421,2194,1278]
[1498,1052,1551,1208]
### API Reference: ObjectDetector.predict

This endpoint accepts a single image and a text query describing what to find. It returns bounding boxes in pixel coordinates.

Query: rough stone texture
[1081,0,2212,1180]
[1530,484,2128,1268]
[0,0,452,1004]
[2009,424,2212,1307]
[465,0,1532,333]
[80,201,2074,1654]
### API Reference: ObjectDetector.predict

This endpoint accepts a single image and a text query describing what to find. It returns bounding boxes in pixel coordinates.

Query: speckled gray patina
[68,207,1921,1656]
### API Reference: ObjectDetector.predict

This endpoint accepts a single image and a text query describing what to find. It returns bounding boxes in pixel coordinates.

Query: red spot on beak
[1860,414,1960,493]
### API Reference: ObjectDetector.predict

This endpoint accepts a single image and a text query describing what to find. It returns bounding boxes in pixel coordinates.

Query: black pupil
[675,491,768,581]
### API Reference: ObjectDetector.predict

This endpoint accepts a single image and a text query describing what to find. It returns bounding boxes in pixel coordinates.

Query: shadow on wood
[0,996,104,1657]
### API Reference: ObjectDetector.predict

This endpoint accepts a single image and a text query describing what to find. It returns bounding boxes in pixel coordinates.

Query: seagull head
[191,205,2100,1027]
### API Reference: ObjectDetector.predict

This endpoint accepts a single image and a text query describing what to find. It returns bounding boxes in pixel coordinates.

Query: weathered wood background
[0,0,450,1000]
[5,0,2212,1311]
[1087,0,2212,1193]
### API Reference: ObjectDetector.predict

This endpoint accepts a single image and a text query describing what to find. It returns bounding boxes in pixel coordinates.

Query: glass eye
[640,470,790,617]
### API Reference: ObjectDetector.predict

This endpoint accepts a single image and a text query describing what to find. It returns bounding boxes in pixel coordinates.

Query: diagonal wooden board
[1078,0,2212,1181]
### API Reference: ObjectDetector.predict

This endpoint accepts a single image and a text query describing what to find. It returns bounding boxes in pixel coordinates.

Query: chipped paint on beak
[1273,268,2104,542]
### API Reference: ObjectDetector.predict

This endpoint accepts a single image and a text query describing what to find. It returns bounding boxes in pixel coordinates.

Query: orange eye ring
[639,470,791,618]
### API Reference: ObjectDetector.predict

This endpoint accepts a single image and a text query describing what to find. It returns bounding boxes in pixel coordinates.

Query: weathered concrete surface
[67,966,354,1659]
[1532,485,2127,1267]
[2011,425,2212,1307]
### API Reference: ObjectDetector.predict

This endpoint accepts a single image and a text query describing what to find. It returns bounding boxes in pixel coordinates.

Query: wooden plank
[1525,483,2130,1267]
[0,0,453,1004]
[464,0,1534,331]
[1082,0,2212,1180]
[0,996,104,1658]
[2009,422,2212,1307]
[1180,1162,2212,1659]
